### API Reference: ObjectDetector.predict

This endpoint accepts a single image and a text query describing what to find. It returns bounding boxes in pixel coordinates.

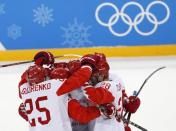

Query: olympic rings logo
[95,1,170,37]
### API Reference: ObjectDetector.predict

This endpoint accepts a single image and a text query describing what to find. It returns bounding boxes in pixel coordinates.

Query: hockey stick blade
[123,118,148,131]
[0,54,83,68]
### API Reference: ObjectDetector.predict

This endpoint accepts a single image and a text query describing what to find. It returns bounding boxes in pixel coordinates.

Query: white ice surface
[0,56,176,131]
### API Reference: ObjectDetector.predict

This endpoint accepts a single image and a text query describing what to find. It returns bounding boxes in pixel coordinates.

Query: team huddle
[18,51,140,131]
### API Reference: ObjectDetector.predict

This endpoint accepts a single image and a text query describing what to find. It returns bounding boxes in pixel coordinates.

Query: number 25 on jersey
[24,96,51,127]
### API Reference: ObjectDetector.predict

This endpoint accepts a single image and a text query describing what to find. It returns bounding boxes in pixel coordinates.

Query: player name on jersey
[21,83,51,95]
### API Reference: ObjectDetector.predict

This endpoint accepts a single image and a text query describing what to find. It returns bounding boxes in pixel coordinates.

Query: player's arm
[57,54,101,96]
[68,99,101,124]
[57,65,92,96]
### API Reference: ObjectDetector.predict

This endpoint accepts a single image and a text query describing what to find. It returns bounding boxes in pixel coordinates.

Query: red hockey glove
[67,60,81,74]
[57,65,92,96]
[68,99,101,124]
[124,124,131,131]
[84,87,115,105]
[18,103,28,121]
[123,96,140,113]
[34,51,54,66]
[99,103,116,119]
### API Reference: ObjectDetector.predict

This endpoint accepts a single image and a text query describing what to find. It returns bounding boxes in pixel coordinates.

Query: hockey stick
[125,66,166,124]
[0,54,82,68]
[0,60,34,68]
[0,55,63,68]
[98,104,148,131]
[61,54,82,58]
[134,66,166,98]
[122,118,148,131]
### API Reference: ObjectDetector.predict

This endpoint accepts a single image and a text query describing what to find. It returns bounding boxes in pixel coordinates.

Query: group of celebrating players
[18,51,140,131]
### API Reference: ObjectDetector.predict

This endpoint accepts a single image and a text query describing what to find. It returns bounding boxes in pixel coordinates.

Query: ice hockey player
[18,51,73,131]
[18,51,140,131]
[57,53,140,131]
[18,51,102,131]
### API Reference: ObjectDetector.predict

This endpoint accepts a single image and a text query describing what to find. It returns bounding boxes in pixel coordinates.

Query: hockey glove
[99,103,116,119]
[84,87,115,105]
[18,103,28,121]
[123,96,140,113]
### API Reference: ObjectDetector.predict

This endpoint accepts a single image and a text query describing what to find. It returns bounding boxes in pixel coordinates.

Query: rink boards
[0,44,176,61]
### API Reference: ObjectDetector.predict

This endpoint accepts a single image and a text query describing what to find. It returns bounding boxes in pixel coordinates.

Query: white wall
[0,56,176,131]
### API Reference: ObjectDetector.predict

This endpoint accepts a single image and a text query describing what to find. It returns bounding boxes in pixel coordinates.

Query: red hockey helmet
[67,60,81,74]
[89,58,110,85]
[94,52,106,63]
[80,54,99,69]
[54,62,68,68]
[50,67,70,80]
[94,52,109,77]
[50,62,70,80]
[26,65,47,85]
[34,51,55,66]
[96,61,110,79]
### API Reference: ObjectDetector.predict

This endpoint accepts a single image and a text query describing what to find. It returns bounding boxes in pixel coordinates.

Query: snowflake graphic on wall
[61,18,92,47]
[33,4,54,27]
[0,3,5,15]
[7,24,22,40]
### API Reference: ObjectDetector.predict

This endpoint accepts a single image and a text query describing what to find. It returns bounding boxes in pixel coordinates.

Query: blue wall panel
[0,0,176,50]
